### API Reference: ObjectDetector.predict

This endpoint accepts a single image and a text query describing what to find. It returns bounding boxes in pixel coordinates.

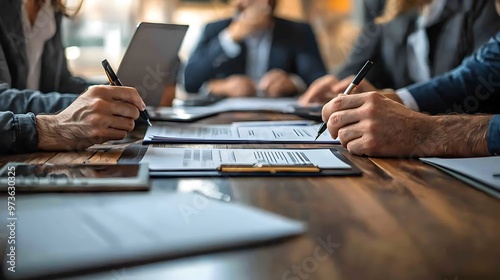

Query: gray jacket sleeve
[0,83,77,154]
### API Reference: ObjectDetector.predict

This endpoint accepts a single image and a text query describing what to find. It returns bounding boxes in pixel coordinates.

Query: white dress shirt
[397,0,447,111]
[21,0,56,90]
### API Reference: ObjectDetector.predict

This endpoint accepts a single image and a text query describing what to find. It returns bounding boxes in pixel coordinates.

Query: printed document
[141,148,351,171]
[144,124,339,144]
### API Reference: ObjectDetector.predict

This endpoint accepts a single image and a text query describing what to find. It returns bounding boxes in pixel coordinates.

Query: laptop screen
[117,23,188,106]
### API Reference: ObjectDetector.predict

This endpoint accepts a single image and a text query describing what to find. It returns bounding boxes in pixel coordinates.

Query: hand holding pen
[102,59,152,126]
[314,61,373,141]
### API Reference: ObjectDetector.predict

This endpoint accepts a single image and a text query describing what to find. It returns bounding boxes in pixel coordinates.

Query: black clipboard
[148,149,362,178]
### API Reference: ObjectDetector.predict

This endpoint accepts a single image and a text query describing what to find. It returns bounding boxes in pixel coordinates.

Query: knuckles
[331,95,344,111]
[90,98,108,112]
[328,112,342,126]
[124,119,135,132]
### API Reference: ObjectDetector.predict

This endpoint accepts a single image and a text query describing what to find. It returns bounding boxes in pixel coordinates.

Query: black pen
[101,59,152,126]
[314,60,373,141]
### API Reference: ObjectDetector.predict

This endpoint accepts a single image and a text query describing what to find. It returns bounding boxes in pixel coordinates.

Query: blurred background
[63,0,367,81]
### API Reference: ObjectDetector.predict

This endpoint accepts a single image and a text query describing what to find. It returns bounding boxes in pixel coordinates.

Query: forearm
[421,115,491,157]
[0,112,39,155]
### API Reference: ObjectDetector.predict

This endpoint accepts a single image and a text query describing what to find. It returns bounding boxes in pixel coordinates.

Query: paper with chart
[143,124,339,144]
[141,148,351,171]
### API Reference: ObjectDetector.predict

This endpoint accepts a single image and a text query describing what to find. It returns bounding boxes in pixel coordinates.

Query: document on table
[149,98,299,121]
[207,97,297,112]
[4,193,305,280]
[143,124,339,144]
[141,147,351,171]
[421,157,500,194]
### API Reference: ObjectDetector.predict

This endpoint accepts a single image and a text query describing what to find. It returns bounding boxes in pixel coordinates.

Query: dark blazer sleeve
[293,23,327,86]
[488,115,500,155]
[183,20,241,93]
[336,22,391,88]
[40,13,88,94]
[406,33,500,115]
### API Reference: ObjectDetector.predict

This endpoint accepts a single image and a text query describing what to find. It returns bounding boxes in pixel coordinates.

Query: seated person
[0,85,145,155]
[184,0,327,98]
[0,0,88,94]
[321,29,500,157]
[300,0,500,105]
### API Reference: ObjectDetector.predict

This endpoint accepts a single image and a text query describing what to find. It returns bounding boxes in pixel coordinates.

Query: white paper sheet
[141,148,351,171]
[6,193,305,279]
[144,124,339,144]
[231,120,315,127]
[421,157,500,189]
[198,97,298,112]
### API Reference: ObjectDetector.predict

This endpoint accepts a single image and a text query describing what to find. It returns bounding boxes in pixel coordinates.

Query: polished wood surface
[2,112,500,280]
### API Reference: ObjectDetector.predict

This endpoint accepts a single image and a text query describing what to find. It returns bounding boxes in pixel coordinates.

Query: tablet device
[0,163,150,192]
[117,22,189,106]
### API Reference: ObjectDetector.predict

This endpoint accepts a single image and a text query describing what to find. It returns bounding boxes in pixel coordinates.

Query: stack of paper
[143,124,340,144]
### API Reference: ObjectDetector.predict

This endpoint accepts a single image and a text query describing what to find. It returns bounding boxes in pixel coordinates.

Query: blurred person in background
[0,0,88,95]
[184,0,327,98]
[300,0,500,105]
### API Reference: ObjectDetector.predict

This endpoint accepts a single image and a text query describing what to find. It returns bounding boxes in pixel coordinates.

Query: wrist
[35,115,61,151]
[382,89,403,104]
[228,22,244,42]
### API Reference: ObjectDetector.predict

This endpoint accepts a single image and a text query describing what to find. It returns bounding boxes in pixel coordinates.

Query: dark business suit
[405,32,500,155]
[338,0,500,90]
[184,17,327,93]
[407,33,500,115]
[363,0,386,23]
[0,0,88,94]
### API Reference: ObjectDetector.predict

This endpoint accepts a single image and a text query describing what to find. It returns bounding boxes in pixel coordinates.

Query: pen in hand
[101,59,152,126]
[314,60,373,141]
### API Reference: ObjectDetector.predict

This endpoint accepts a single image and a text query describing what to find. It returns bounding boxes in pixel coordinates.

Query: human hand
[228,2,273,41]
[321,91,433,157]
[298,75,338,106]
[209,75,256,97]
[36,85,145,151]
[259,69,297,97]
[331,75,377,95]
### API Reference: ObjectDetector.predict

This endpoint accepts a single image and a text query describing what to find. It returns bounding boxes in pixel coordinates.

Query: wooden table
[2,112,500,280]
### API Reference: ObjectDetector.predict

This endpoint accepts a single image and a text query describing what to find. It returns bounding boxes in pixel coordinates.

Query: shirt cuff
[218,29,241,58]
[487,115,500,156]
[199,82,211,96]
[14,113,39,154]
[289,74,307,95]
[396,88,421,112]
